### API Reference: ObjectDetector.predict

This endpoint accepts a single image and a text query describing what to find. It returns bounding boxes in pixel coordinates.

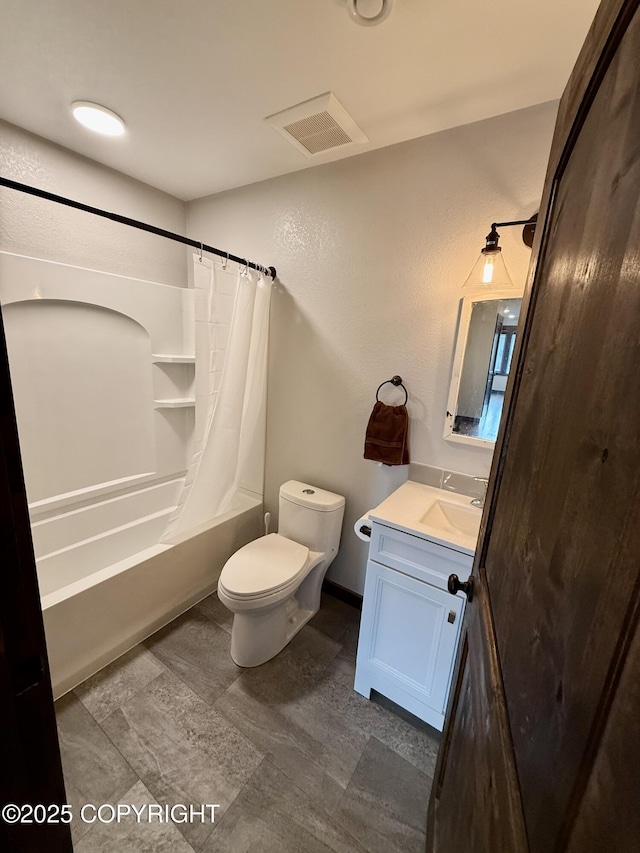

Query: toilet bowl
[218,480,345,667]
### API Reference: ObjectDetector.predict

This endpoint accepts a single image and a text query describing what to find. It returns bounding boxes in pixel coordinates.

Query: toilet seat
[218,533,309,601]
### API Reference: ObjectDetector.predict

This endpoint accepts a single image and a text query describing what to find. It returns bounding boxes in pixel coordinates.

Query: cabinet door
[355,561,464,720]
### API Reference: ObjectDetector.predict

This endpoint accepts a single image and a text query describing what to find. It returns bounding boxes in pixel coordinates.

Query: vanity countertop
[368,481,482,556]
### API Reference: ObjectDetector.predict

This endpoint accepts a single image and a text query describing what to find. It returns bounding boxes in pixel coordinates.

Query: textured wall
[0,120,187,285]
[188,101,558,593]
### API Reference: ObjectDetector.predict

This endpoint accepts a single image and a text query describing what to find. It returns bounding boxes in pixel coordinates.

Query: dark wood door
[0,306,72,850]
[428,1,640,851]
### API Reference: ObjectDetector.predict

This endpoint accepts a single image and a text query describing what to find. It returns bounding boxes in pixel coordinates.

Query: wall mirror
[444,291,522,447]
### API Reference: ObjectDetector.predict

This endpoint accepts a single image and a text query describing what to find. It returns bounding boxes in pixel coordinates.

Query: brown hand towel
[364,401,410,466]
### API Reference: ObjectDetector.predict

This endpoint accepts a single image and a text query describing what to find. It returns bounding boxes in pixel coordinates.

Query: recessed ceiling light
[71,101,125,136]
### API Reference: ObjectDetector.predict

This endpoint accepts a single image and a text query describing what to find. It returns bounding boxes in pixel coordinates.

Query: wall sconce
[463,214,537,290]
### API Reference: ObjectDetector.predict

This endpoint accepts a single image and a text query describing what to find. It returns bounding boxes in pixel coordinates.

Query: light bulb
[482,256,495,284]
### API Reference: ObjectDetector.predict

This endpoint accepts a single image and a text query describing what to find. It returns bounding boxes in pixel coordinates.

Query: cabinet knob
[447,573,474,602]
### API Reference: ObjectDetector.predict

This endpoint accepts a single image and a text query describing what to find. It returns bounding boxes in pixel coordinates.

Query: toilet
[217,480,345,667]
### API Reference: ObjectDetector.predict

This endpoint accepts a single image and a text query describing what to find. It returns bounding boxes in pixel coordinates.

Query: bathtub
[33,481,262,698]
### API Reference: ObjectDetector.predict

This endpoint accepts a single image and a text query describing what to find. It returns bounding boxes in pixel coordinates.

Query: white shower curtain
[162,257,271,541]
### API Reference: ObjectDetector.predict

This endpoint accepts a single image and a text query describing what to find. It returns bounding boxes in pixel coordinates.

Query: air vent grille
[283,112,353,154]
[266,93,368,158]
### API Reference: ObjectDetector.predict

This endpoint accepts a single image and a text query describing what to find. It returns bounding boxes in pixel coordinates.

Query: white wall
[0,120,187,285]
[188,101,558,593]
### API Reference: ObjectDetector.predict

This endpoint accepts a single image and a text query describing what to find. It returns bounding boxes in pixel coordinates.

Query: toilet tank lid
[280,480,345,512]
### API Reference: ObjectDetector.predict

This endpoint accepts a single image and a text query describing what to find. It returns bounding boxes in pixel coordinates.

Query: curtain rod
[0,176,276,280]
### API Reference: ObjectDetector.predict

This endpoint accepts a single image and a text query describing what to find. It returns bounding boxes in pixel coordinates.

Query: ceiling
[0,0,600,201]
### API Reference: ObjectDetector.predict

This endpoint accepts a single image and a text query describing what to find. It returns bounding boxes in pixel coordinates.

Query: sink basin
[421,499,481,539]
[367,481,482,554]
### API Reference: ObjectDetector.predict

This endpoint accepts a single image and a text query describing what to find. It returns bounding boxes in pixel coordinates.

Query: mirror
[444,292,522,447]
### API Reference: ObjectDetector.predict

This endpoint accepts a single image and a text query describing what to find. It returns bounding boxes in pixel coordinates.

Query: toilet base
[221,554,331,668]
[230,598,314,667]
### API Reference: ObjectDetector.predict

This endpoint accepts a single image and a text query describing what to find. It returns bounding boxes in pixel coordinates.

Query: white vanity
[354,481,481,731]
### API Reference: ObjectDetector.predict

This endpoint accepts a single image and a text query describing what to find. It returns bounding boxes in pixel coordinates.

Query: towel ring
[376,375,408,406]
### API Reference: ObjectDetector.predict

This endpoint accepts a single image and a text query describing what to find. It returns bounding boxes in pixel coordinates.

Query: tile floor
[56,591,439,852]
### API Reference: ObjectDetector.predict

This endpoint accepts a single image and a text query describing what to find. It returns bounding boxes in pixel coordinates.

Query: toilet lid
[219,533,309,599]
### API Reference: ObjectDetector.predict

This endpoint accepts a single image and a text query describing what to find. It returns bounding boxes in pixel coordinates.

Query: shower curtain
[162,256,271,540]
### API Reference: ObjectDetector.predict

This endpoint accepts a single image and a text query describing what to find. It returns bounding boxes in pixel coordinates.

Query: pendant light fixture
[463,214,537,290]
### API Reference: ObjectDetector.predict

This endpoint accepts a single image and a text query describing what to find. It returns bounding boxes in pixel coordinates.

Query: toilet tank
[278,480,345,557]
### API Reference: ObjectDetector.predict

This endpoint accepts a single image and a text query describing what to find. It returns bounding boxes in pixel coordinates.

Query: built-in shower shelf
[154,398,196,409]
[152,354,196,364]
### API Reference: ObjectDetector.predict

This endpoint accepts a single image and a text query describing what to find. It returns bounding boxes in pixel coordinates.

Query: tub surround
[0,252,196,512]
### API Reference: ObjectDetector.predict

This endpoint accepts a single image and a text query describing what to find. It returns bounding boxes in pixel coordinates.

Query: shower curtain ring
[243,259,249,276]
[222,252,228,271]
[198,243,203,263]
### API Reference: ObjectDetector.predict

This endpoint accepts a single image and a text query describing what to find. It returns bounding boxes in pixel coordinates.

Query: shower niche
[152,354,196,408]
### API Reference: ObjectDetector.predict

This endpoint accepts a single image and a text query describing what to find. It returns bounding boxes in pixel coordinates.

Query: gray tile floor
[56,592,439,852]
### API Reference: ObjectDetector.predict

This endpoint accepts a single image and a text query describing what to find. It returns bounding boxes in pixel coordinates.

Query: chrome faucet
[471,477,489,508]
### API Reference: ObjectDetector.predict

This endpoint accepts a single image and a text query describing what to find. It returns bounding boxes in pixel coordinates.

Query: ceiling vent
[266,93,368,157]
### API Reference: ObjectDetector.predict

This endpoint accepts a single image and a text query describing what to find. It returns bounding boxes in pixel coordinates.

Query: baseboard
[323,579,363,611]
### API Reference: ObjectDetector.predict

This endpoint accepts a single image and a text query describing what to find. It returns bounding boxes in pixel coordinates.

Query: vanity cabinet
[354,520,471,731]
